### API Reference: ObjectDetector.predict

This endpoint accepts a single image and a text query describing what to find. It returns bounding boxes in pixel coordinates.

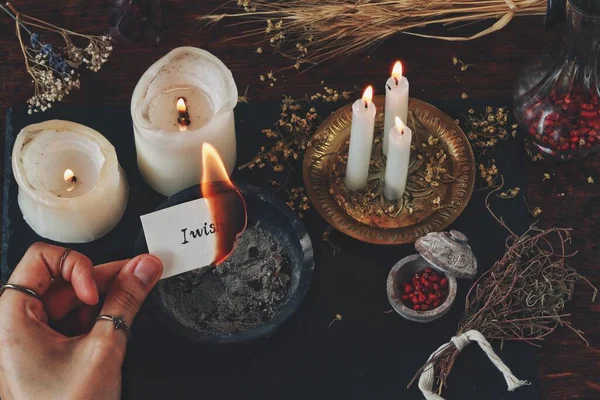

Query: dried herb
[0,3,112,113]
[463,106,516,189]
[239,86,352,216]
[409,183,597,394]
[200,0,546,68]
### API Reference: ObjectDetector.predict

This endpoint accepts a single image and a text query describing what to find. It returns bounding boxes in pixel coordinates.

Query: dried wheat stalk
[200,0,546,66]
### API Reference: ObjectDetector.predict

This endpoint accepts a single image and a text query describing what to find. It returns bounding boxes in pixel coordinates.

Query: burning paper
[141,143,247,279]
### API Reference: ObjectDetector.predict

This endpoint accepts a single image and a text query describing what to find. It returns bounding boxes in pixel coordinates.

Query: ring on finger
[58,247,72,277]
[95,315,131,339]
[0,284,41,301]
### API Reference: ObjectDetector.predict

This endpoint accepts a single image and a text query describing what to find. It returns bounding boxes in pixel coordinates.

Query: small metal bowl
[386,254,457,323]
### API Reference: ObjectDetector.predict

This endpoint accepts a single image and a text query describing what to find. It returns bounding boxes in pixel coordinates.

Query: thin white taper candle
[345,86,376,191]
[384,116,412,200]
[384,61,409,155]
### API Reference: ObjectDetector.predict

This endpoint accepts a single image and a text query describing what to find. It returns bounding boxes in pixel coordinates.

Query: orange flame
[362,86,373,104]
[201,143,235,191]
[200,143,247,266]
[177,97,187,112]
[392,61,403,80]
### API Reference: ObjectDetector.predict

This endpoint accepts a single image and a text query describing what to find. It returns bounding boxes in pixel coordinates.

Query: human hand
[0,242,163,400]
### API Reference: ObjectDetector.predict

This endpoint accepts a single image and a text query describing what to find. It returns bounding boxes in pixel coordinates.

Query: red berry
[433,300,441,307]
[418,294,427,303]
[411,296,419,304]
[403,283,413,294]
[414,304,421,310]
[401,294,410,301]
[440,278,448,288]
[433,283,440,291]
[421,305,430,311]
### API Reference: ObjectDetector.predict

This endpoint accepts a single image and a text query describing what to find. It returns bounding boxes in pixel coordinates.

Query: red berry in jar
[399,268,449,311]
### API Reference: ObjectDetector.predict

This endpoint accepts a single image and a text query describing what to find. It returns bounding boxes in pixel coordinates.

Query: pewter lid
[414,230,477,279]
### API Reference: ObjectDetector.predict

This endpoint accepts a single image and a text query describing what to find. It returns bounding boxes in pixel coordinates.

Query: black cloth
[2,101,538,400]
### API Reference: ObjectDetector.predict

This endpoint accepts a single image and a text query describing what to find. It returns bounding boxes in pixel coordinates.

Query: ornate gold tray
[303,96,475,245]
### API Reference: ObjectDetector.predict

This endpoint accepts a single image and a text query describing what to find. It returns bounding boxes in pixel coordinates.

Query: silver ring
[0,284,41,300]
[58,248,72,277]
[95,315,130,339]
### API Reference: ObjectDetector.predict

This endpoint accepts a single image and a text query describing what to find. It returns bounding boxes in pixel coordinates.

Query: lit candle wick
[392,61,403,87]
[395,116,405,135]
[362,85,373,110]
[177,97,191,132]
[64,169,77,192]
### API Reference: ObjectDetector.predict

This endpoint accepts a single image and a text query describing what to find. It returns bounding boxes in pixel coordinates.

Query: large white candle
[345,86,376,191]
[383,61,409,155]
[384,117,413,200]
[131,47,238,197]
[12,120,129,243]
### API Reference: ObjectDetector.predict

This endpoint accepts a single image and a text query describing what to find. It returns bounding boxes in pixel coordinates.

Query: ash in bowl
[156,221,292,334]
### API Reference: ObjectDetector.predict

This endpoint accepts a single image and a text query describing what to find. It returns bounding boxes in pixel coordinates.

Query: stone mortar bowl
[386,254,457,323]
[134,183,314,344]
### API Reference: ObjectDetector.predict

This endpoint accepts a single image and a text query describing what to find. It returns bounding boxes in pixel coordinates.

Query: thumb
[90,255,162,346]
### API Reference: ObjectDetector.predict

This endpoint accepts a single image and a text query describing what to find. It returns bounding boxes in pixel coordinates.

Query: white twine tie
[417,330,530,400]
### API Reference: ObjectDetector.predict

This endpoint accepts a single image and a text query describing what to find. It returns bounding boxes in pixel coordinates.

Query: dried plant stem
[200,0,546,66]
[409,178,597,394]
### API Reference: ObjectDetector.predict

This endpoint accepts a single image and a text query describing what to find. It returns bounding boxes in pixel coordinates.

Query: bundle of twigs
[200,0,546,66]
[409,185,597,395]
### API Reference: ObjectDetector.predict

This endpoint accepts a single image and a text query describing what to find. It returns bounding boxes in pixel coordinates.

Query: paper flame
[200,143,247,266]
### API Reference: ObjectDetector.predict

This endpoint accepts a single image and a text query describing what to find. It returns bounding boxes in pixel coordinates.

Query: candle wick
[364,100,368,109]
[394,77,399,86]
[386,84,392,91]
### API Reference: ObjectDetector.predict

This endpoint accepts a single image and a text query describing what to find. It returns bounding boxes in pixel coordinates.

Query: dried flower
[328,313,342,327]
[543,173,551,181]
[1,3,112,113]
[587,176,594,184]
[461,92,469,99]
[498,187,520,199]
[531,207,543,218]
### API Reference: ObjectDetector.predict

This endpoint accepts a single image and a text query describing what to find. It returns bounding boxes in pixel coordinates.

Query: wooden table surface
[0,1,598,398]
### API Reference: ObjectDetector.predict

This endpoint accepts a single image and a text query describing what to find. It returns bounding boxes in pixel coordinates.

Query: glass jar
[514,0,600,159]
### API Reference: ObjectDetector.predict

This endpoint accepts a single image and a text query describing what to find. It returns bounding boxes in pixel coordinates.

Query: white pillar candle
[345,86,376,191]
[383,61,409,155]
[131,47,238,197]
[384,117,413,200]
[12,120,129,243]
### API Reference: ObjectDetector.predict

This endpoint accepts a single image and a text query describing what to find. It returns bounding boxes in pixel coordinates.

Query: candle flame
[392,61,403,80]
[64,169,75,182]
[176,97,187,112]
[200,143,247,266]
[395,116,405,133]
[362,86,373,106]
[64,168,77,192]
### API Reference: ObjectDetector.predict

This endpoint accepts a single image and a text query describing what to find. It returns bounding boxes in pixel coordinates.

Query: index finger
[6,243,98,306]
[44,259,129,322]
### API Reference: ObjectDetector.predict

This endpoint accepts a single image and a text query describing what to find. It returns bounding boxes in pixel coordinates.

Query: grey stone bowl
[386,254,457,323]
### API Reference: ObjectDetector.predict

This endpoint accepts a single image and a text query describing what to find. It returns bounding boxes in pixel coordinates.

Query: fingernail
[133,256,162,286]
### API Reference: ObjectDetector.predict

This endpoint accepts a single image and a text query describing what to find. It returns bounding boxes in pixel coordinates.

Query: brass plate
[303,96,475,245]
